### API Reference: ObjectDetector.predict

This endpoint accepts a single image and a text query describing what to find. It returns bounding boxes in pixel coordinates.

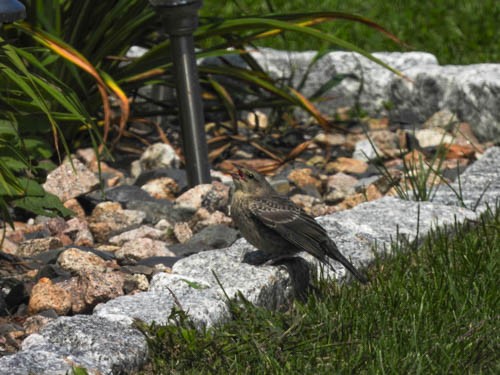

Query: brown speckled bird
[231,167,368,284]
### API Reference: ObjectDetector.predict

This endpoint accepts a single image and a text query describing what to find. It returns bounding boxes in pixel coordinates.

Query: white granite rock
[433,146,500,212]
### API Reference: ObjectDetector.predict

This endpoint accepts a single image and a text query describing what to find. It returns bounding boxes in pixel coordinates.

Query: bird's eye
[247,173,254,179]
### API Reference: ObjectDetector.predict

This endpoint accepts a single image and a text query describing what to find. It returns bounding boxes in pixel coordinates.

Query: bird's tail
[323,240,369,284]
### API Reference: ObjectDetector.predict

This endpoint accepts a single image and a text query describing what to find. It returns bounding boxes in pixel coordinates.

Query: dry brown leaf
[218,158,281,174]
[250,141,283,162]
[209,143,231,162]
[285,140,313,161]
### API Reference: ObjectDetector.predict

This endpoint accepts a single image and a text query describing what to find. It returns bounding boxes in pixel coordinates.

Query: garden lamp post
[148,0,211,187]
[0,0,26,25]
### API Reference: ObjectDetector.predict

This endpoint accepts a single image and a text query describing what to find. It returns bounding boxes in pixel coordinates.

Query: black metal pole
[170,33,211,186]
[148,0,211,187]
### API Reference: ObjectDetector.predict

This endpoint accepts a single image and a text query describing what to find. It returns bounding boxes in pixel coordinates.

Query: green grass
[139,207,499,374]
[201,0,499,65]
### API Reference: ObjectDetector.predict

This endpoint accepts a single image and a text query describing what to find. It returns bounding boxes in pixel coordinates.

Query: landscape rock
[171,243,294,310]
[109,225,167,246]
[96,185,156,207]
[89,202,146,243]
[95,287,228,330]
[433,146,500,212]
[330,196,477,247]
[290,194,322,214]
[19,315,148,374]
[185,224,239,250]
[57,248,107,275]
[414,128,454,148]
[324,173,358,203]
[55,277,86,314]
[287,168,322,191]
[326,157,369,175]
[0,237,18,254]
[173,222,193,244]
[0,349,87,375]
[43,158,99,202]
[16,237,63,258]
[134,167,188,192]
[63,218,94,247]
[367,130,400,152]
[123,274,149,293]
[210,169,234,185]
[23,314,56,336]
[246,109,269,129]
[220,50,500,142]
[175,182,230,213]
[314,132,346,146]
[80,271,124,308]
[423,109,459,129]
[353,139,381,161]
[191,208,233,232]
[115,238,175,261]
[154,218,174,231]
[141,177,179,200]
[28,278,71,316]
[132,142,181,178]
[63,198,86,218]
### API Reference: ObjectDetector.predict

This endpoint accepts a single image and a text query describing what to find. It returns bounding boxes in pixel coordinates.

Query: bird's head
[231,167,273,195]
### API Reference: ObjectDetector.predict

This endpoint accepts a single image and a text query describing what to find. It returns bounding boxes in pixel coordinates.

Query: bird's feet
[242,250,274,266]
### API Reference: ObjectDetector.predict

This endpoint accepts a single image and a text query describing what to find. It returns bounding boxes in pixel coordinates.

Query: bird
[230,167,368,284]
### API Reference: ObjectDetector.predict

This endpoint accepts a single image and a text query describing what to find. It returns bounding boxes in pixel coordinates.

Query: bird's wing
[248,196,328,259]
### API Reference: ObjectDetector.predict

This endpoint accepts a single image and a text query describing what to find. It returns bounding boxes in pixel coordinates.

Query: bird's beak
[231,168,246,181]
[230,168,242,181]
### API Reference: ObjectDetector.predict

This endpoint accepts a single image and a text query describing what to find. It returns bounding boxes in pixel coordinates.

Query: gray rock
[0,315,147,374]
[127,199,193,224]
[57,247,107,275]
[433,146,500,212]
[16,237,63,257]
[103,185,156,204]
[208,49,500,142]
[34,315,146,373]
[172,243,294,310]
[95,274,228,329]
[79,185,156,215]
[352,139,381,161]
[413,128,454,148]
[324,173,358,203]
[389,63,500,142]
[169,224,239,257]
[89,202,146,243]
[109,225,167,246]
[354,175,381,192]
[115,238,176,261]
[175,182,230,213]
[0,349,86,375]
[186,224,239,250]
[63,217,94,247]
[328,196,477,248]
[43,158,99,202]
[134,167,188,192]
[132,143,181,178]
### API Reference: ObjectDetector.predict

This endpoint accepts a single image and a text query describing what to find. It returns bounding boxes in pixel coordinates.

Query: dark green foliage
[0,42,88,223]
